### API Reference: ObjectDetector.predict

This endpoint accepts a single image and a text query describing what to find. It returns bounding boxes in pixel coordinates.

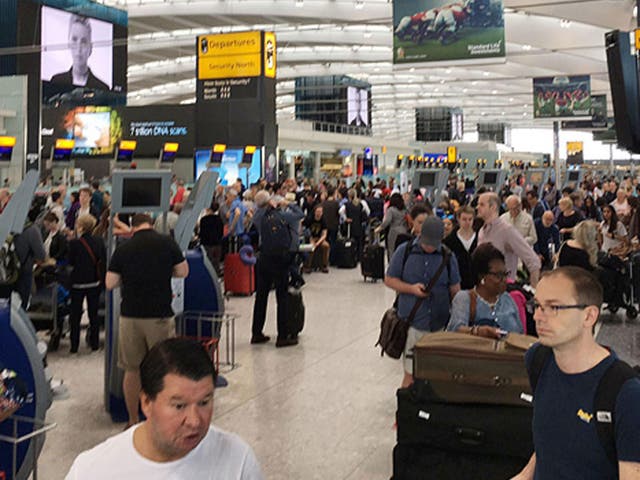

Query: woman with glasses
[447,243,523,338]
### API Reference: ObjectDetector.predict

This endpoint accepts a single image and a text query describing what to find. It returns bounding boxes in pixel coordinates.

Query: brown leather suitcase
[412,331,537,407]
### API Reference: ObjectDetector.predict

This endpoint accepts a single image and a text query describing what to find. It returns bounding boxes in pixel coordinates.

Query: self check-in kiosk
[525,168,550,198]
[564,167,583,189]
[413,168,449,204]
[477,169,506,192]
[0,171,53,480]
[105,169,224,421]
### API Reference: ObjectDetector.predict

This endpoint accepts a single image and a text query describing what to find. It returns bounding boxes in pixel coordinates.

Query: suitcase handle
[452,373,512,387]
[455,427,485,446]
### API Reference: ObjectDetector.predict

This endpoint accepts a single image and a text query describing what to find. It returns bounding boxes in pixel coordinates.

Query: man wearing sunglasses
[512,266,640,480]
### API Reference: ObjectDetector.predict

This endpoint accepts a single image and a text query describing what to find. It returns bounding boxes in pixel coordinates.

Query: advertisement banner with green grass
[393,0,505,64]
[533,75,591,118]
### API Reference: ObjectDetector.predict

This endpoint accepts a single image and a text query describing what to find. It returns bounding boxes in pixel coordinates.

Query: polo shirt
[108,229,184,318]
[386,239,461,331]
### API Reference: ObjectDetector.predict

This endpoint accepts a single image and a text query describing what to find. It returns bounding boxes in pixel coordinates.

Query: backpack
[260,207,292,255]
[0,234,21,286]
[528,346,640,471]
[506,282,536,336]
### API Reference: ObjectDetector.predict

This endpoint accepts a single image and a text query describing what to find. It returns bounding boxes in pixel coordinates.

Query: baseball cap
[420,216,444,250]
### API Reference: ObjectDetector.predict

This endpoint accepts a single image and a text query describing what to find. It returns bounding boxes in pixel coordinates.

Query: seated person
[447,243,523,338]
[303,205,329,273]
[65,338,263,479]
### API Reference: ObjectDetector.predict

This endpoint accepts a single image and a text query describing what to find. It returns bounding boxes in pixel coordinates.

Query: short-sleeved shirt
[386,239,461,331]
[304,216,327,239]
[228,198,247,236]
[525,345,640,480]
[108,229,184,318]
[447,290,522,333]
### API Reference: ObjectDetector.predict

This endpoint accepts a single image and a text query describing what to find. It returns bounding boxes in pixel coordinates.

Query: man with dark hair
[106,213,189,428]
[65,338,263,479]
[513,267,640,480]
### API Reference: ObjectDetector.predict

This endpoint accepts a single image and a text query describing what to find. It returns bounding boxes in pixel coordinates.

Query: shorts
[403,326,429,375]
[118,316,175,371]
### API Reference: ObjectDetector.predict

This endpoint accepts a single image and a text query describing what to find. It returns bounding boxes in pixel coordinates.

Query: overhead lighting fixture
[295,0,303,7]
[560,19,571,28]
[509,97,514,102]
[355,0,364,9]
[522,44,532,51]
[410,67,415,72]
[483,71,490,76]
[491,90,498,94]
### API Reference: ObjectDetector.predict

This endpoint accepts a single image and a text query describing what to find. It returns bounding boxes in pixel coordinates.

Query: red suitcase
[224,253,255,295]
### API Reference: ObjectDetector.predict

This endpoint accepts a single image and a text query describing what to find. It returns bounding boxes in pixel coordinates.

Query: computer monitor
[110,170,172,214]
[568,170,580,182]
[419,172,436,188]
[484,172,498,184]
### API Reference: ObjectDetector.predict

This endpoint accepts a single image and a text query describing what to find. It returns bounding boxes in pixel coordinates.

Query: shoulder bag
[79,237,105,285]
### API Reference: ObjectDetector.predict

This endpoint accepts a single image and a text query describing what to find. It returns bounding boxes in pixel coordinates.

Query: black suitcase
[392,443,527,480]
[334,233,358,268]
[287,291,305,338]
[397,386,533,458]
[361,244,385,281]
[393,386,532,479]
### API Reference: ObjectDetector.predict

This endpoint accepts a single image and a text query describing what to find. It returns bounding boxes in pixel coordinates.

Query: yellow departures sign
[197,31,275,80]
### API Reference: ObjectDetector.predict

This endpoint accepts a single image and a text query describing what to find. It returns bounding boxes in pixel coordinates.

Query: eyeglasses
[487,270,510,280]
[533,302,589,317]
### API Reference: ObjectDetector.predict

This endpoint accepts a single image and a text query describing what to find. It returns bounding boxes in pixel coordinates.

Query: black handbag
[375,250,449,359]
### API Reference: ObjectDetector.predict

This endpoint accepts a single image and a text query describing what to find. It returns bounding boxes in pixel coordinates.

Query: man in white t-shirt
[65,338,263,480]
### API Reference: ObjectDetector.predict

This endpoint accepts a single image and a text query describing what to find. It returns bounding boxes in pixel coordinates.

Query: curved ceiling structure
[98,0,636,142]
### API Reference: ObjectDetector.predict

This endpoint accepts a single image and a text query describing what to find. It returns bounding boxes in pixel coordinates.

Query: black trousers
[70,286,101,351]
[251,254,289,339]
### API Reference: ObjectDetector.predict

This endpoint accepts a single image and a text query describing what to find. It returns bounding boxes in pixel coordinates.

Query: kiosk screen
[419,172,436,187]
[484,172,498,184]
[568,171,580,182]
[121,178,162,208]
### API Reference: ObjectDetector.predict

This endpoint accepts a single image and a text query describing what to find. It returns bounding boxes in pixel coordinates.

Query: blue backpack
[260,207,292,255]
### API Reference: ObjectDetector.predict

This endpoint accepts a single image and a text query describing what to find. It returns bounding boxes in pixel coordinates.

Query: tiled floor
[35,268,640,479]
[38,267,401,479]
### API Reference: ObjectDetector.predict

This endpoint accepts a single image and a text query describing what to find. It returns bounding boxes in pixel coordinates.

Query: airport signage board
[392,0,505,64]
[196,31,276,101]
[533,75,591,118]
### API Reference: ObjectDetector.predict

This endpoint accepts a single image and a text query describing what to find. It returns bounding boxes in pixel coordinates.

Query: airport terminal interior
[2,0,640,479]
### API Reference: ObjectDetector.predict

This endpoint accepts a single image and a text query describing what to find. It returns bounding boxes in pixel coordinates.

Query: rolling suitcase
[361,231,385,281]
[287,291,305,338]
[393,386,532,480]
[335,224,358,269]
[223,237,255,295]
[412,331,536,406]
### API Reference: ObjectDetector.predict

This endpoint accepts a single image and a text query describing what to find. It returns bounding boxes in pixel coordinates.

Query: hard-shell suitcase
[223,253,255,295]
[412,331,537,406]
[287,291,305,338]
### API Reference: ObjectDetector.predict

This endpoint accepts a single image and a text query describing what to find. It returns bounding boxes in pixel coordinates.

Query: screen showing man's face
[69,21,92,70]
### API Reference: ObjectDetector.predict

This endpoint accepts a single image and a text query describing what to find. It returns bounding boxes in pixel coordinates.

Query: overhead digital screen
[40,5,127,105]
[347,86,369,126]
[122,105,194,156]
[533,75,591,118]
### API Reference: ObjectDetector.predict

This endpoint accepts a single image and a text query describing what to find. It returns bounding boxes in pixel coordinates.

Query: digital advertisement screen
[42,106,120,157]
[533,75,591,118]
[122,178,162,208]
[484,172,498,184]
[194,148,213,180]
[40,5,127,105]
[0,146,13,162]
[212,149,261,185]
[123,105,195,156]
[347,86,369,126]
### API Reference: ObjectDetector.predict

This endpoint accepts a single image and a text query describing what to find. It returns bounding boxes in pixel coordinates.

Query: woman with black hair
[375,192,408,261]
[447,243,522,337]
[600,204,627,253]
[583,195,602,222]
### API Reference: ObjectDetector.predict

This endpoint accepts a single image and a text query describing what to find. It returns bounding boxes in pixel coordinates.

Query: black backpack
[260,207,292,255]
[528,346,640,472]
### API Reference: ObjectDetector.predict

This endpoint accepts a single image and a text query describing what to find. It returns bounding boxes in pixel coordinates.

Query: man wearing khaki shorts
[106,213,189,428]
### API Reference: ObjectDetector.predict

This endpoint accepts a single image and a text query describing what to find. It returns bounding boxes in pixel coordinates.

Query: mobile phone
[498,329,509,338]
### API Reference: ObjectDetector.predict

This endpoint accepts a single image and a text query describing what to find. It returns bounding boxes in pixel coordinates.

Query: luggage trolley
[0,415,56,480]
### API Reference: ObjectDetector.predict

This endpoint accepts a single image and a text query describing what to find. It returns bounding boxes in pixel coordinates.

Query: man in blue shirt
[385,216,461,388]
[514,267,640,480]
[226,189,247,238]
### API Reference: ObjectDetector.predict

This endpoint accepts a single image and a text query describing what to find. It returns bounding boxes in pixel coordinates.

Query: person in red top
[171,180,186,207]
